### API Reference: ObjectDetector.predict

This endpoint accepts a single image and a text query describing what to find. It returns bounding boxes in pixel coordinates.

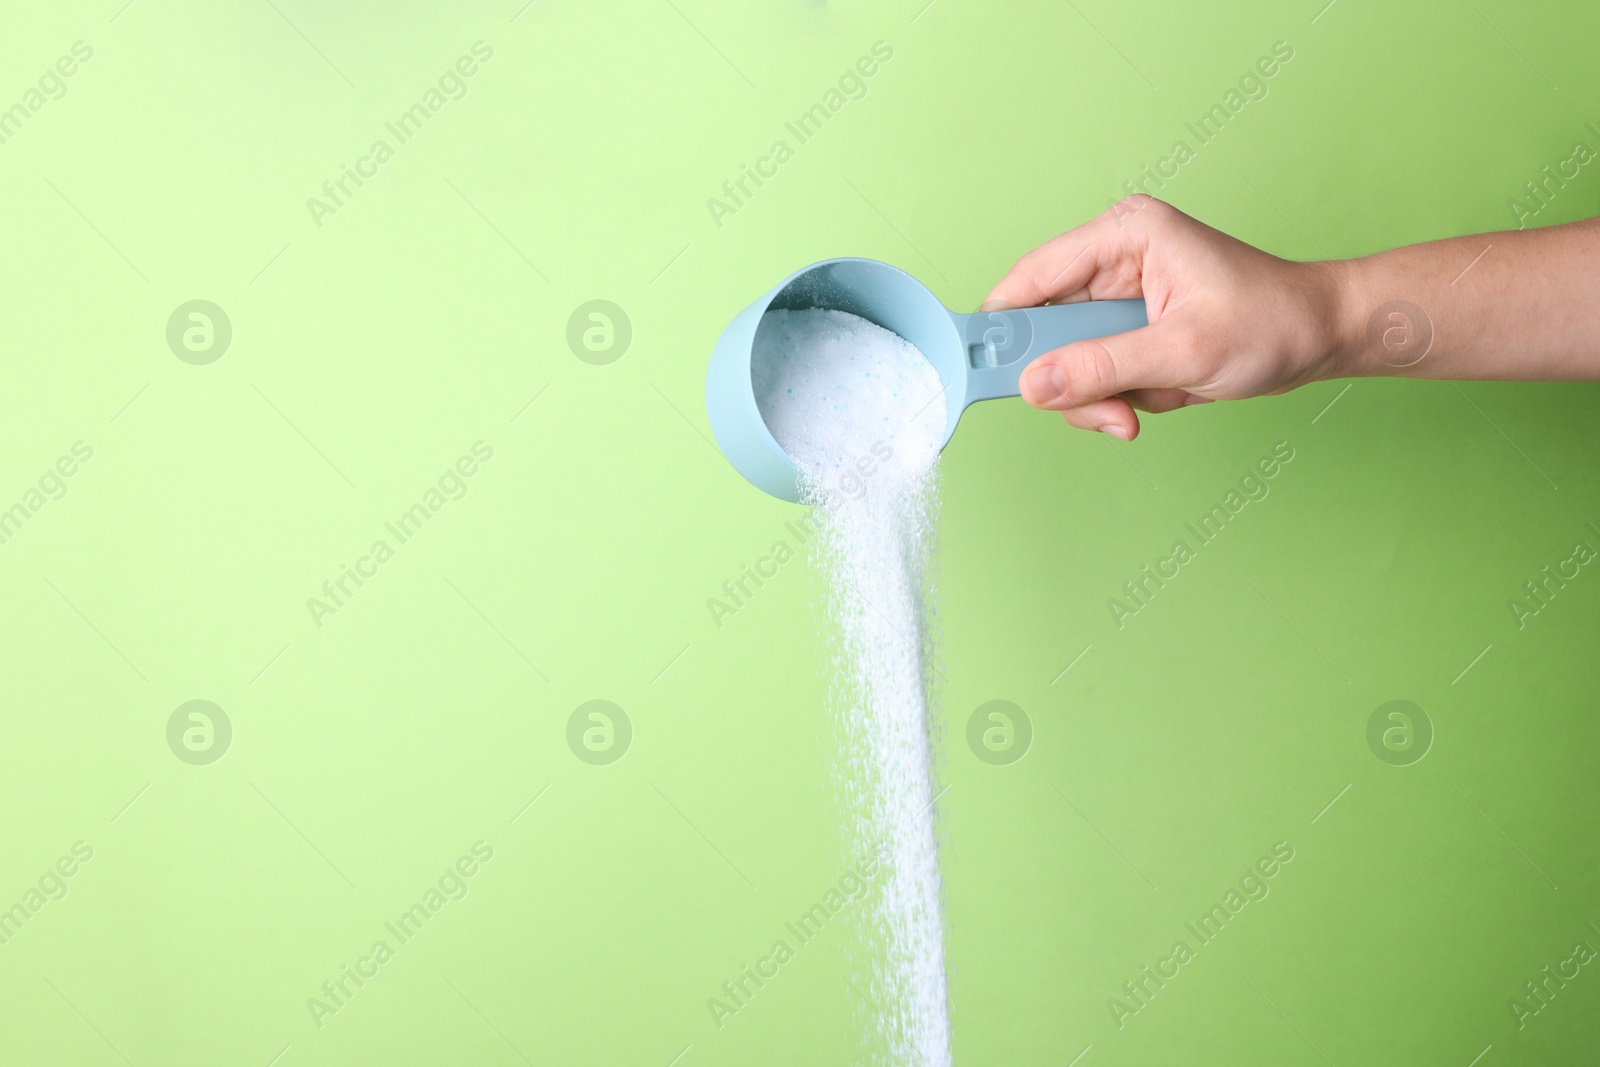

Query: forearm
[1321,216,1600,381]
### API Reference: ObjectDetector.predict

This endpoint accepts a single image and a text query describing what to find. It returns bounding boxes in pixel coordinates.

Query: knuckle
[1109,193,1170,227]
[1002,246,1049,290]
[1009,247,1041,278]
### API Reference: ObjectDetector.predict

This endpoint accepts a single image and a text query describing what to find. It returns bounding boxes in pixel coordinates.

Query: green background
[2,0,1598,1063]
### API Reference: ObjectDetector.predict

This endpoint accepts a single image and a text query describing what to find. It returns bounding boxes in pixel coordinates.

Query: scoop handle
[957,299,1148,405]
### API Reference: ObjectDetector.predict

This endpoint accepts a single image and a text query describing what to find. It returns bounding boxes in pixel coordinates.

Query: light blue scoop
[705,257,1147,502]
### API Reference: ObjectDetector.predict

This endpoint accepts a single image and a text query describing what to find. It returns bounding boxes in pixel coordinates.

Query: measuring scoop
[705,257,1147,502]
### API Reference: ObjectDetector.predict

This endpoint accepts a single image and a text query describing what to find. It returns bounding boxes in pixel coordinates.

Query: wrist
[1299,257,1373,381]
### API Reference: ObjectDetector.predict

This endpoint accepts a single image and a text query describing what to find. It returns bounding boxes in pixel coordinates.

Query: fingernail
[1184,394,1214,406]
[1101,424,1132,441]
[979,298,1019,313]
[1022,364,1066,404]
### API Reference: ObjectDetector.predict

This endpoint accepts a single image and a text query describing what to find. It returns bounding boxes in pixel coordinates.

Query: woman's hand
[983,195,1347,440]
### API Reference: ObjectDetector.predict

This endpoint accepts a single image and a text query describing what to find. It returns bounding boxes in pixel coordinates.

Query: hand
[983,195,1344,440]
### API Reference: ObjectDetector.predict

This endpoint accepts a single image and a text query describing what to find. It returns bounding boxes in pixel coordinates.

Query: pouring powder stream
[753,308,952,1066]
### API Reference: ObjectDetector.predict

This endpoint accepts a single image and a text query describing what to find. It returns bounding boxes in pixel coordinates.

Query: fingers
[1121,388,1207,413]
[983,234,1109,310]
[983,200,1155,310]
[1020,319,1189,411]
[1047,391,1208,440]
[989,197,1218,439]
[1056,397,1140,440]
[1043,390,1203,441]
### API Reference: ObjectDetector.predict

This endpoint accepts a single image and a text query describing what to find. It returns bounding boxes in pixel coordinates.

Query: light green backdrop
[2,1,1598,1064]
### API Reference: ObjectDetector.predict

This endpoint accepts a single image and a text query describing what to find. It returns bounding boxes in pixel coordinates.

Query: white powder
[752,308,945,487]
[753,308,952,1067]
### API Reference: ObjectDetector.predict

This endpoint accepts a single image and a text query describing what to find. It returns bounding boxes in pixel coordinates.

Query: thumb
[1018,318,1188,410]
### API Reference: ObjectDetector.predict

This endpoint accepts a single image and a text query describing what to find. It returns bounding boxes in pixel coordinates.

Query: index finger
[981,201,1148,310]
